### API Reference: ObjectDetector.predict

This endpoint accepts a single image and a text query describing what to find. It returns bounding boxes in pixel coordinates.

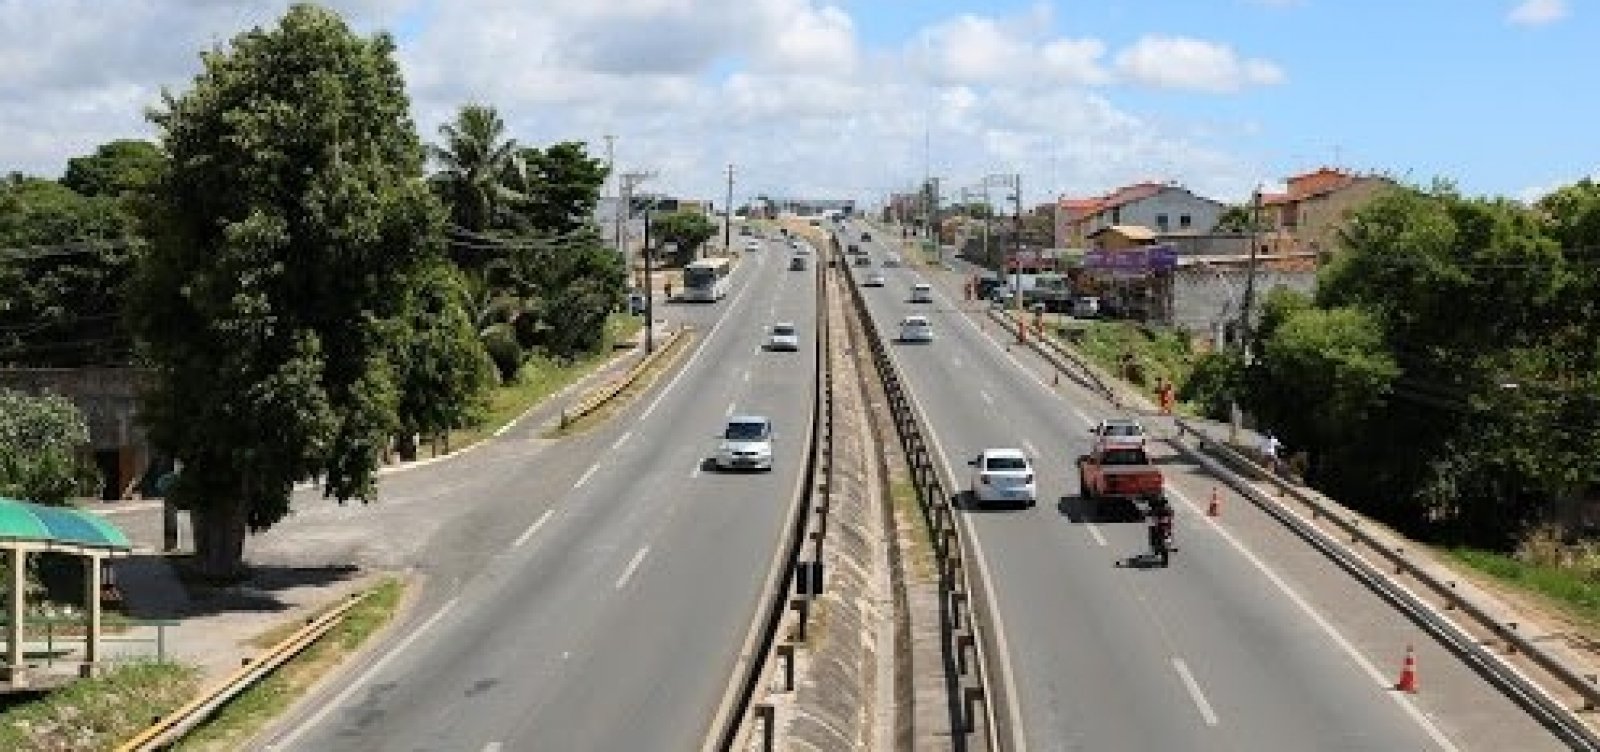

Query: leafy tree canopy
[0,388,96,504]
[62,139,165,198]
[650,209,716,263]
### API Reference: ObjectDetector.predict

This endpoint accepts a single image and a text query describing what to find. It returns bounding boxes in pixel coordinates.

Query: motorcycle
[1146,497,1174,566]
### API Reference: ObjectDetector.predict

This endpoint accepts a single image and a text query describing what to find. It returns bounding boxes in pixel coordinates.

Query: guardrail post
[956,630,976,676]
[789,597,809,642]
[1506,623,1519,654]
[157,622,167,660]
[1585,675,1598,711]
[951,590,968,631]
[755,702,776,752]
[777,643,796,692]
[962,685,985,733]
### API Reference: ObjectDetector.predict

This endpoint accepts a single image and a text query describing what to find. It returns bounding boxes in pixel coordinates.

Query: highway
[261,234,817,751]
[842,220,1566,751]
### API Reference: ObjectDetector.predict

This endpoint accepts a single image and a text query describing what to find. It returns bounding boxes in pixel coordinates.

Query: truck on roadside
[1077,440,1163,505]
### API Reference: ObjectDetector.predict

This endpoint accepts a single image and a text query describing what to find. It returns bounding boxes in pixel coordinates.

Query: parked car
[766,322,800,351]
[898,315,933,343]
[714,416,774,471]
[1072,296,1101,318]
[969,448,1037,508]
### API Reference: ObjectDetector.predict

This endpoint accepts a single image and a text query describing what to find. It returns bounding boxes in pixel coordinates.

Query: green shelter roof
[0,497,132,552]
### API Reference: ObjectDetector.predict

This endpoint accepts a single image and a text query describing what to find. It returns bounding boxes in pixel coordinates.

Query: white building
[1057,182,1227,248]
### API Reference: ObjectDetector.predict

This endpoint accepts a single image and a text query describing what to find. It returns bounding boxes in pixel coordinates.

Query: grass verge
[1449,548,1600,627]
[0,661,201,750]
[172,578,405,751]
[889,479,937,584]
[445,313,643,449]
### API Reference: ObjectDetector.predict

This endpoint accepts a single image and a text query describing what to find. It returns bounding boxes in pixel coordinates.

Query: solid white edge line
[691,460,703,478]
[1165,486,1461,752]
[513,510,554,549]
[611,430,633,451]
[574,463,600,488]
[615,545,651,589]
[888,346,1030,752]
[482,742,503,752]
[1173,658,1220,727]
[271,595,460,749]
[725,402,737,416]
[1086,524,1108,547]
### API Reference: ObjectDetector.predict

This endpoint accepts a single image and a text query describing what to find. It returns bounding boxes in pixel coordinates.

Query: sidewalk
[82,321,668,682]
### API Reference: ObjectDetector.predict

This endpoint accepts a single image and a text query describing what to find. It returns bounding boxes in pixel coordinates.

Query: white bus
[682,257,734,302]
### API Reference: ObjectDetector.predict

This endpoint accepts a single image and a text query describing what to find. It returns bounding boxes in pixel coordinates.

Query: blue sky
[1,0,1593,204]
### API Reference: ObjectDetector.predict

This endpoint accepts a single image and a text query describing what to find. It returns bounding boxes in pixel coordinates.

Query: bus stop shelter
[0,496,132,687]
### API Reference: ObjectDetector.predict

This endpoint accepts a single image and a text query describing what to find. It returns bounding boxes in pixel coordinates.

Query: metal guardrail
[705,228,831,752]
[116,590,369,751]
[560,327,690,428]
[840,250,1007,749]
[1172,423,1600,750]
[984,300,1600,749]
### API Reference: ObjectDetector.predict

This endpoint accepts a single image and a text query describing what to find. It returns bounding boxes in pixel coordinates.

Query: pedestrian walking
[1259,431,1284,475]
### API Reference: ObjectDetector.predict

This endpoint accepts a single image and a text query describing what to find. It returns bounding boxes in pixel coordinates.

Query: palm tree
[429,104,520,234]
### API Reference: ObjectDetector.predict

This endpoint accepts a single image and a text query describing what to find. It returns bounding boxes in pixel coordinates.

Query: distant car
[789,255,807,271]
[861,231,873,242]
[715,415,774,471]
[883,254,902,267]
[1091,418,1147,446]
[744,238,761,252]
[853,255,870,267]
[909,282,933,303]
[766,322,800,351]
[969,448,1037,508]
[898,315,933,343]
[847,243,861,254]
[864,272,886,287]
[793,242,811,254]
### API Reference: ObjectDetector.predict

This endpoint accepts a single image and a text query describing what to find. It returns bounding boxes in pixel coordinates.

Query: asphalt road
[842,220,1565,751]
[261,237,817,751]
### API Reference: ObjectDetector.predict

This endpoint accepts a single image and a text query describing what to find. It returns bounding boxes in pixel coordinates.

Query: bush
[1182,350,1246,420]
[480,324,523,385]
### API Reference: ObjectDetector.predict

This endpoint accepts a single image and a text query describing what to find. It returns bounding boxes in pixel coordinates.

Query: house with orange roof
[1055,181,1226,249]
[1262,167,1395,256]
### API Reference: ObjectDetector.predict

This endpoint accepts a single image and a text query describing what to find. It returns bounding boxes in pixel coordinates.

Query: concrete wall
[1166,267,1318,339]
[0,368,152,499]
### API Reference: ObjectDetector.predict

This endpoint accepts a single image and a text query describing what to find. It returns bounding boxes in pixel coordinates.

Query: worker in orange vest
[1158,378,1176,415]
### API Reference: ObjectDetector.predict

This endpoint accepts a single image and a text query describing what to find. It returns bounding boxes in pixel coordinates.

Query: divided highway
[843,221,1566,751]
[263,237,817,751]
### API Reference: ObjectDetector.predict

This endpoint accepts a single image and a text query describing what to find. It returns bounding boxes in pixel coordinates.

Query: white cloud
[1114,35,1286,92]
[0,0,1275,207]
[1508,0,1568,26]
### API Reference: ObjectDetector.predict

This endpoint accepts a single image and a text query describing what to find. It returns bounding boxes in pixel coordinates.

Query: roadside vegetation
[175,578,404,751]
[0,661,200,751]
[1451,538,1600,633]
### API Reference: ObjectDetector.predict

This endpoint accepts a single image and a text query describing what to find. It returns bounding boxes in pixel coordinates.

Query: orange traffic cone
[1395,645,1419,693]
[1207,487,1221,517]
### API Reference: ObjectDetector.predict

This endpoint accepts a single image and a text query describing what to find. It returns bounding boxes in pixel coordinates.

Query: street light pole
[723,164,735,256]
[643,210,655,355]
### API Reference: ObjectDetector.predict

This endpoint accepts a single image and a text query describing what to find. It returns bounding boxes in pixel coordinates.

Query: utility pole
[1012,174,1024,331]
[604,134,618,259]
[1238,185,1264,358]
[724,163,735,257]
[929,176,941,263]
[620,170,658,350]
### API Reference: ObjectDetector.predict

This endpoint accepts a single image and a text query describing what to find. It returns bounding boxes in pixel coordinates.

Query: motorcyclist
[1147,494,1175,565]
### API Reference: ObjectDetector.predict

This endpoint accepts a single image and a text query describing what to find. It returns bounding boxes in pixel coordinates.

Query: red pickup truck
[1077,441,1163,502]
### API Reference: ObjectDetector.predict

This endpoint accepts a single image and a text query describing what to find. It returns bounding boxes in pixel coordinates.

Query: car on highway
[853,255,871,267]
[860,231,872,242]
[909,282,933,303]
[793,243,811,254]
[789,255,807,271]
[1077,440,1162,503]
[898,315,933,343]
[1090,417,1147,446]
[714,415,774,471]
[968,448,1037,508]
[883,254,902,267]
[847,243,861,254]
[765,322,800,351]
[743,238,761,252]
[864,272,886,287]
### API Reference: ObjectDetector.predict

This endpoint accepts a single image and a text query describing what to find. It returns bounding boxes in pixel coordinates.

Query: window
[1101,448,1149,466]
[985,456,1029,471]
[1155,214,1169,231]
[1179,214,1192,229]
[1110,207,1122,224]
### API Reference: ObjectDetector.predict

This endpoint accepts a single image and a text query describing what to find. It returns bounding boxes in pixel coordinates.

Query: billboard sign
[1085,244,1178,278]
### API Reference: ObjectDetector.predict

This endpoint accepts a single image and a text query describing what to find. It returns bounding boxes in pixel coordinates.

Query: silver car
[715,416,774,471]
[766,322,800,351]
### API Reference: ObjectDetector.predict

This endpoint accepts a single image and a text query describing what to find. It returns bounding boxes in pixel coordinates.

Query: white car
[715,416,774,471]
[969,448,1037,508]
[1090,418,1147,445]
[744,238,762,252]
[909,282,933,303]
[883,254,902,267]
[864,272,887,287]
[898,315,933,343]
[766,322,800,351]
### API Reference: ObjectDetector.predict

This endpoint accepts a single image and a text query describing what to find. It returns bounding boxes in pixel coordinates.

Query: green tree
[392,261,494,452]
[62,139,165,198]
[0,175,138,366]
[131,4,452,579]
[0,388,97,504]
[507,142,608,236]
[650,210,716,264]
[429,103,519,236]
[1215,203,1264,233]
